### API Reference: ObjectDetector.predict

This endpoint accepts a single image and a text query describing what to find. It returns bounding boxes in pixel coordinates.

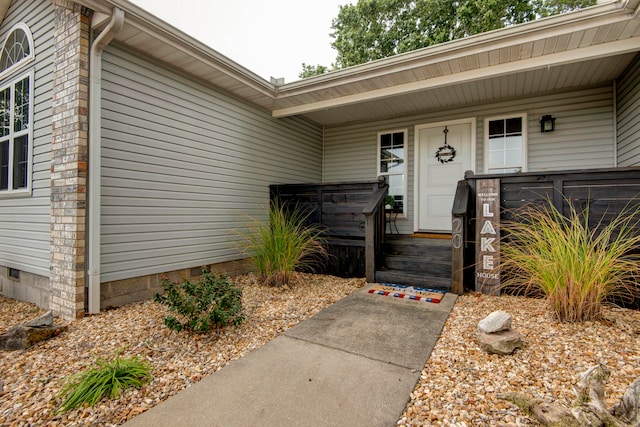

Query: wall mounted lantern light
[540,114,556,133]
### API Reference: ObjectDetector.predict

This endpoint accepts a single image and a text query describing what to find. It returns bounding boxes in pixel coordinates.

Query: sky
[129,0,351,83]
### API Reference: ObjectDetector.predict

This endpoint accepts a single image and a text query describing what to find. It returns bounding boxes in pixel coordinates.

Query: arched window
[0,23,34,76]
[0,24,33,195]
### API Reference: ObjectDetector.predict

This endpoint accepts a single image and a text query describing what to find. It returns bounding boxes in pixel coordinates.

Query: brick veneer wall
[49,1,91,319]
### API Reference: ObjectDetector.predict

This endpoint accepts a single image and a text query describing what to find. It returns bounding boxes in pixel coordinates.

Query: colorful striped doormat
[368,283,446,303]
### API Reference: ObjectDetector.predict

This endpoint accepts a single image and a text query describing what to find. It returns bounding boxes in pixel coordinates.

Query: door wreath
[435,126,456,164]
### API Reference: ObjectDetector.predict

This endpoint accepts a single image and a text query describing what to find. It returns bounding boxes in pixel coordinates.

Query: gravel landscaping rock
[0,273,364,426]
[398,292,640,426]
[1,276,639,426]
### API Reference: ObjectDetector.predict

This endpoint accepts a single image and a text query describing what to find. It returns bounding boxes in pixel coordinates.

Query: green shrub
[500,200,640,322]
[58,355,151,412]
[154,270,244,333]
[239,200,328,287]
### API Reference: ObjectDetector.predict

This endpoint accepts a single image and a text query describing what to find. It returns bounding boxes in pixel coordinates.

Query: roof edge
[278,0,633,92]
[77,0,276,97]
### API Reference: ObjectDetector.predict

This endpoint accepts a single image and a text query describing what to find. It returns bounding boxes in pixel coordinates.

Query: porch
[271,166,640,297]
[270,180,454,293]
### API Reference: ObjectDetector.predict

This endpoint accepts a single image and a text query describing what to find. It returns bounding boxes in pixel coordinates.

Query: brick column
[49,1,91,319]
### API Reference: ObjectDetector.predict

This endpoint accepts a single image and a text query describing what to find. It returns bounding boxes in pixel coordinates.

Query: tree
[299,63,331,79]
[299,0,596,78]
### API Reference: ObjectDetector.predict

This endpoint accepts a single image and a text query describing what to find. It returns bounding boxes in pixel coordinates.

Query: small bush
[154,270,244,333]
[58,355,151,412]
[238,200,328,287]
[500,200,640,322]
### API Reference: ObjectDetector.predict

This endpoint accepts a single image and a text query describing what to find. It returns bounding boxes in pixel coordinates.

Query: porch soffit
[272,18,640,123]
[78,0,639,126]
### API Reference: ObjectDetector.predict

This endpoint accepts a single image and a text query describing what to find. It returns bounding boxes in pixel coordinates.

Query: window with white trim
[0,24,34,195]
[378,129,406,214]
[0,23,34,79]
[485,114,526,174]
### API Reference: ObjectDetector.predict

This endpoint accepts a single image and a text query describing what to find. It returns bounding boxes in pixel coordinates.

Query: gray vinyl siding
[100,46,322,283]
[324,85,615,234]
[617,54,640,167]
[489,86,615,172]
[0,0,53,277]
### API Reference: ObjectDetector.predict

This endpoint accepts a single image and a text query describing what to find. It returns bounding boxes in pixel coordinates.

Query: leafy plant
[58,355,151,412]
[499,199,640,322]
[385,195,395,207]
[238,200,328,287]
[154,270,244,333]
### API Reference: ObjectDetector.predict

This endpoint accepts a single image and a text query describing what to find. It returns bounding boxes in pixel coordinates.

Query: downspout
[87,8,124,314]
[321,125,325,182]
[613,80,618,167]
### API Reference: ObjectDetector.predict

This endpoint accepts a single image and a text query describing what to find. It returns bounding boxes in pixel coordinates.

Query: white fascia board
[272,37,640,118]
[78,0,274,97]
[121,18,275,97]
[279,0,630,93]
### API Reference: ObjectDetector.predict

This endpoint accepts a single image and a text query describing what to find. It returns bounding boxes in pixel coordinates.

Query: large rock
[477,329,523,355]
[478,310,512,333]
[0,311,67,351]
[23,310,53,328]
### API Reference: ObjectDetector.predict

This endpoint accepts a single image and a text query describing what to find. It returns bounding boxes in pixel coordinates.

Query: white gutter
[87,7,124,314]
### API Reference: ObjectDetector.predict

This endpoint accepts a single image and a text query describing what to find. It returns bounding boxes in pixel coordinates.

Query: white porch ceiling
[80,0,640,127]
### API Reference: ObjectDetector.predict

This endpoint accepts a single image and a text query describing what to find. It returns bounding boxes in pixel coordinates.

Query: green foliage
[58,356,151,412]
[299,63,332,79]
[239,200,328,287]
[154,270,244,333]
[499,200,640,322]
[302,0,596,73]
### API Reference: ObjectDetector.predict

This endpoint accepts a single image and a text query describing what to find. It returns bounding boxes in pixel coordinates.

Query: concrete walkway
[125,284,456,427]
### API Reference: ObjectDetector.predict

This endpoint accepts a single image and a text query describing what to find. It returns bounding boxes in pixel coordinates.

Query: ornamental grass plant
[57,355,152,412]
[239,200,328,287]
[499,200,640,322]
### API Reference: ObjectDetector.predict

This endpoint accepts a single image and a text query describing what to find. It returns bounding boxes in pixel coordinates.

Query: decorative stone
[0,312,67,351]
[478,310,512,333]
[477,329,523,355]
[23,311,53,328]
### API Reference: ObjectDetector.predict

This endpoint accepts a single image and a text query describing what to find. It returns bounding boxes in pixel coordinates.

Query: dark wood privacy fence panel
[497,168,640,228]
[270,181,382,277]
[464,167,640,293]
[271,181,380,239]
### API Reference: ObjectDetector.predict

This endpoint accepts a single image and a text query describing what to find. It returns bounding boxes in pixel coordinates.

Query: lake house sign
[475,179,500,295]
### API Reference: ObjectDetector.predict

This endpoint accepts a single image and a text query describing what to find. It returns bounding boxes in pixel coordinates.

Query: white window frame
[0,23,35,81]
[0,69,34,197]
[484,113,528,174]
[377,128,408,216]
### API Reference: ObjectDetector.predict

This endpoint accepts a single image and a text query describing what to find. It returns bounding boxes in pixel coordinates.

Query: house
[0,0,638,319]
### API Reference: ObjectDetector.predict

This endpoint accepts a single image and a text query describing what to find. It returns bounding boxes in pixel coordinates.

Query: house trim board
[272,38,640,119]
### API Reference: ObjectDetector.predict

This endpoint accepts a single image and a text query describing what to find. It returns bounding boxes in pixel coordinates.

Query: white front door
[416,121,474,232]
